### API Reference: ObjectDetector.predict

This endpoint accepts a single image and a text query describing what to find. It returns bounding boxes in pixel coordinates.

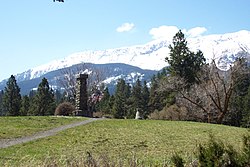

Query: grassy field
[0,119,249,166]
[0,116,87,139]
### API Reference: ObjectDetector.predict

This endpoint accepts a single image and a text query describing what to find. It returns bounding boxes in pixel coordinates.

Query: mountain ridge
[10,30,250,83]
[0,30,250,94]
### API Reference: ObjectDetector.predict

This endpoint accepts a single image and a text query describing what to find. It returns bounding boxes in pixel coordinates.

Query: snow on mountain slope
[188,30,250,69]
[15,30,250,82]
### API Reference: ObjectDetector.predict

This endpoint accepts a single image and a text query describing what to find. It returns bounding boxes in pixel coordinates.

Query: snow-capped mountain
[0,63,157,95]
[188,30,250,69]
[0,30,250,94]
[13,30,250,83]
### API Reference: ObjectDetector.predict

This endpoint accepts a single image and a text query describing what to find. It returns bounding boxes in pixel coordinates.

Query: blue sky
[0,0,250,81]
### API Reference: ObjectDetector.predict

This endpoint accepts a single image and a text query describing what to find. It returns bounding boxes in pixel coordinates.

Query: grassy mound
[0,116,87,139]
[0,119,248,166]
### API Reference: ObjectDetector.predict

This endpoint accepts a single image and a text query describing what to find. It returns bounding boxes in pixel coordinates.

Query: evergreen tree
[130,78,143,117]
[2,75,22,116]
[29,78,56,115]
[20,95,30,116]
[149,72,169,112]
[227,58,250,126]
[142,80,150,118]
[96,87,111,114]
[112,79,128,118]
[109,95,115,114]
[149,74,161,112]
[241,86,250,127]
[0,90,4,115]
[166,30,206,85]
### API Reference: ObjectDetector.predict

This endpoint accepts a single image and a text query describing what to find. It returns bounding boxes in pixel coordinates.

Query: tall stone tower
[75,74,92,117]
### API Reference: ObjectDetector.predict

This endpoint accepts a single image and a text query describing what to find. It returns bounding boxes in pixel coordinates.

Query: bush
[197,134,246,167]
[241,134,250,165]
[149,105,188,120]
[54,102,75,116]
[171,153,184,167]
[197,134,226,167]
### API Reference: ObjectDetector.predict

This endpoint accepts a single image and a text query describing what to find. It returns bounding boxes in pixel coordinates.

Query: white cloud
[116,23,135,33]
[185,27,207,37]
[149,26,179,40]
[149,26,207,40]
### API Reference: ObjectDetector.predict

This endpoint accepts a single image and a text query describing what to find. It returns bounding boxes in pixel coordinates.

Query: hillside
[0,118,248,166]
[0,63,158,95]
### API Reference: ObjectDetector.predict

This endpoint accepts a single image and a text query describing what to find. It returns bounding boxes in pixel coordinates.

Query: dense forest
[1,30,250,127]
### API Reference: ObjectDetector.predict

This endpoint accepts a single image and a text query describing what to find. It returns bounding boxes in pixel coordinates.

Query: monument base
[73,110,93,117]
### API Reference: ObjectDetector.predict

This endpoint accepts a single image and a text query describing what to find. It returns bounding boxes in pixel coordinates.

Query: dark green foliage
[229,58,250,127]
[20,95,30,116]
[54,102,75,116]
[29,78,56,116]
[166,30,206,85]
[149,74,164,112]
[112,79,130,118]
[141,80,150,118]
[171,153,184,167]
[241,87,250,127]
[112,94,125,118]
[130,78,143,117]
[0,90,4,115]
[241,134,250,165]
[96,87,111,115]
[111,78,151,119]
[198,134,226,167]
[2,75,22,116]
[197,134,250,167]
[149,70,175,113]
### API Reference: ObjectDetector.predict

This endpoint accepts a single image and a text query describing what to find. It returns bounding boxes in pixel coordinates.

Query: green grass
[0,116,87,139]
[0,119,249,166]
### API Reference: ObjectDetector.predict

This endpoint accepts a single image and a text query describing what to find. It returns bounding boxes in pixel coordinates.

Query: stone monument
[75,74,92,117]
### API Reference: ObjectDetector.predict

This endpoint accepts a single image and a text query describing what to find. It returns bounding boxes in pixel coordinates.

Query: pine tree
[0,90,4,115]
[112,79,128,118]
[149,73,167,112]
[20,95,30,116]
[3,75,22,116]
[232,59,250,127]
[166,30,206,85]
[130,78,143,117]
[142,80,150,118]
[97,87,111,114]
[242,86,250,127]
[29,78,56,115]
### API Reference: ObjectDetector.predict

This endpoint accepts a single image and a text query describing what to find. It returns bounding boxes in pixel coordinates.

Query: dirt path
[0,118,101,149]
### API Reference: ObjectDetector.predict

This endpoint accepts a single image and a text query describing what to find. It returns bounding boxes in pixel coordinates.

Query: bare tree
[56,64,88,101]
[56,63,107,103]
[159,59,249,124]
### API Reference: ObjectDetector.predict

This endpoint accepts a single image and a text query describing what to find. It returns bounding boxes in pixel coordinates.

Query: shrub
[54,102,75,116]
[171,153,184,167]
[241,134,250,166]
[149,105,188,120]
[169,134,250,167]
[197,134,226,167]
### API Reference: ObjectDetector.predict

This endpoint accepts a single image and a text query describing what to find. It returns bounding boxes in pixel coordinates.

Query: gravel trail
[0,118,101,149]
